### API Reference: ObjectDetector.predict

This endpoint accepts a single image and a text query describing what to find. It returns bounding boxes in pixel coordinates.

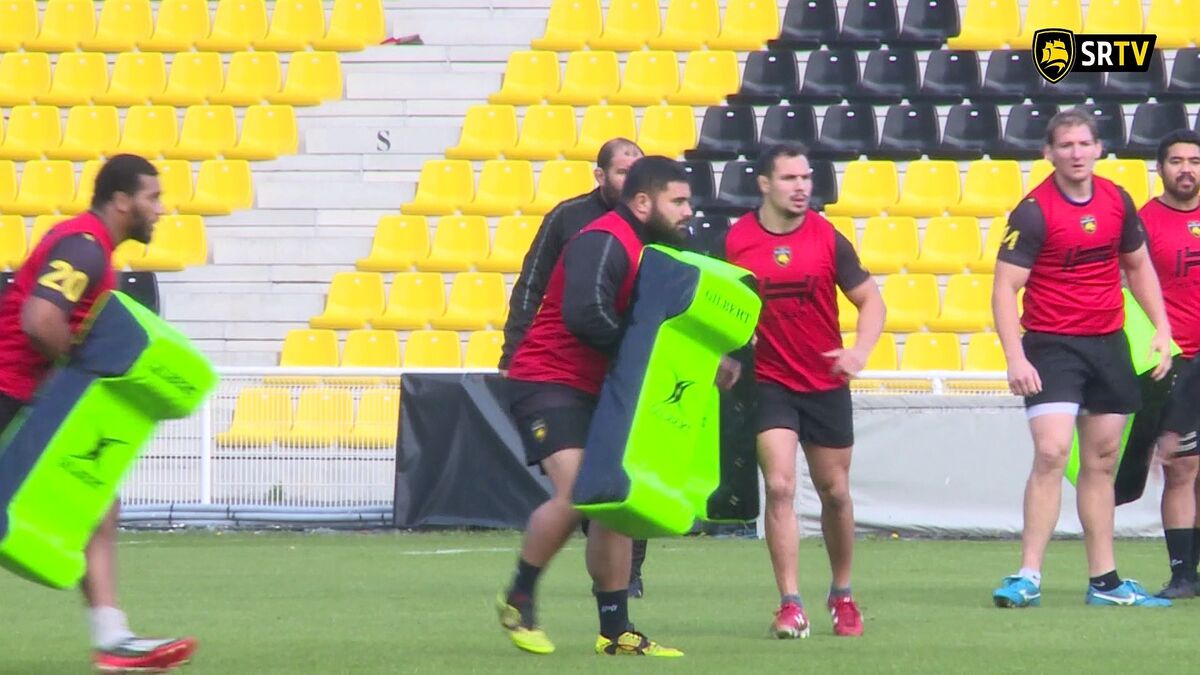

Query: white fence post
[200,397,213,505]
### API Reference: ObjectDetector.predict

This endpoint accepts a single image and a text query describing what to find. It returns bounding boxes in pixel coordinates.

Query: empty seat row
[357,214,540,275]
[953,0,1195,50]
[773,0,959,50]
[0,0,384,54]
[1,104,298,162]
[217,386,401,448]
[0,51,341,108]
[280,329,503,371]
[310,272,508,332]
[402,159,594,218]
[848,332,1008,393]
[0,213,206,271]
[491,50,740,108]
[0,158,254,217]
[840,273,999,334]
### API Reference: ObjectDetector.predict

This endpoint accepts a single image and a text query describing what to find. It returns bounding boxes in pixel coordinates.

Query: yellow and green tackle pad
[0,291,216,589]
[572,245,761,538]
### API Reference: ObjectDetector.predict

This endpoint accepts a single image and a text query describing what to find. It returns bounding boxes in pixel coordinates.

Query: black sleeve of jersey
[561,231,630,355]
[834,231,871,292]
[499,207,567,369]
[995,199,1046,269]
[1117,188,1146,253]
[30,234,108,313]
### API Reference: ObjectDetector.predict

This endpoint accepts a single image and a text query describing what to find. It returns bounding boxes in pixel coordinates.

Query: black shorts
[509,380,597,467]
[1162,356,1200,456]
[755,381,854,448]
[1022,330,1141,414]
[0,393,23,435]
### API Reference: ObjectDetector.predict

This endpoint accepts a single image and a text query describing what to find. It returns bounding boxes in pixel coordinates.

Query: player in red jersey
[0,155,198,671]
[721,144,885,638]
[991,109,1174,608]
[1140,130,1200,599]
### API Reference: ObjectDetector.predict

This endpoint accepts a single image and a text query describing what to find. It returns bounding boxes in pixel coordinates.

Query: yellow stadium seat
[608,51,680,106]
[477,216,540,273]
[1094,159,1150,206]
[93,53,165,106]
[215,388,293,447]
[881,273,939,332]
[1151,174,1164,203]
[84,0,154,51]
[404,330,462,368]
[965,332,1006,371]
[649,0,721,51]
[255,0,326,51]
[38,53,108,107]
[1011,0,1082,49]
[372,272,446,330]
[489,51,560,106]
[140,0,211,51]
[225,104,299,161]
[268,52,343,106]
[447,105,519,161]
[0,53,51,107]
[24,0,96,52]
[114,105,178,159]
[210,51,283,106]
[589,0,660,50]
[525,160,595,215]
[667,51,740,106]
[153,159,194,212]
[430,272,508,331]
[153,53,224,107]
[1028,159,1053,188]
[837,288,858,332]
[3,160,74,216]
[280,329,339,368]
[1147,0,1198,49]
[900,332,962,370]
[196,0,268,51]
[889,160,961,218]
[342,330,400,369]
[708,0,780,50]
[461,160,535,217]
[357,215,430,272]
[310,271,386,330]
[532,0,602,51]
[164,105,238,161]
[402,160,474,216]
[0,163,15,214]
[0,105,62,161]
[947,0,1019,50]
[564,105,637,162]
[824,161,899,218]
[927,273,993,332]
[111,240,146,269]
[179,159,254,216]
[638,105,697,159]
[1084,0,1143,33]
[845,331,899,393]
[0,215,27,270]
[283,388,354,447]
[951,160,1024,217]
[314,0,386,51]
[348,387,402,448]
[968,216,1008,273]
[47,106,118,162]
[827,216,857,247]
[859,216,919,274]
[505,105,576,162]
[465,330,504,368]
[417,216,489,272]
[547,51,620,106]
[29,216,66,250]
[908,217,982,275]
[133,214,207,270]
[0,0,37,52]
[61,159,103,214]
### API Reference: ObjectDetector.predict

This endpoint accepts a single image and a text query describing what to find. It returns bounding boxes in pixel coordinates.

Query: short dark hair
[597,137,643,170]
[1044,108,1099,146]
[1156,129,1200,165]
[755,143,809,178]
[620,156,689,202]
[92,154,158,209]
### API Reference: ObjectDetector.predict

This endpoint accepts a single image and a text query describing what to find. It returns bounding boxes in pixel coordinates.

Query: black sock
[1165,529,1192,579]
[1089,570,1121,592]
[595,589,630,639]
[507,558,543,626]
[1191,527,1200,576]
[631,539,647,579]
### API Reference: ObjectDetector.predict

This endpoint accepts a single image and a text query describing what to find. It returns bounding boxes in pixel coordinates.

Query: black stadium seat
[769,0,839,51]
[793,49,859,104]
[756,105,819,157]
[876,103,940,160]
[858,48,920,105]
[976,50,1042,103]
[700,161,760,217]
[812,103,877,161]
[937,102,1000,160]
[1098,50,1166,102]
[728,51,799,106]
[810,158,838,211]
[686,105,758,161]
[1163,48,1200,101]
[915,50,979,105]
[1039,70,1103,104]
[1083,102,1127,156]
[992,103,1059,160]
[836,0,898,49]
[1125,102,1191,159]
[681,160,716,208]
[686,215,731,257]
[894,0,960,49]
[119,272,161,315]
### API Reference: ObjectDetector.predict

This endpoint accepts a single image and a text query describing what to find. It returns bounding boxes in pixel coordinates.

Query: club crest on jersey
[773,246,792,267]
[1080,215,1097,234]
[1189,222,1200,238]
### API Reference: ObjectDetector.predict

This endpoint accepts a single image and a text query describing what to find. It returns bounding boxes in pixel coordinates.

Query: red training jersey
[1140,198,1200,358]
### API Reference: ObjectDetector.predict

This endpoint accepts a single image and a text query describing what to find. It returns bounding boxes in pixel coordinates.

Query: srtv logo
[1032,29,1157,84]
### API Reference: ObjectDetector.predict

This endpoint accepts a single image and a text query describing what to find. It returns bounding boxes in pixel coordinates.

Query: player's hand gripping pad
[1066,289,1180,504]
[0,291,217,589]
[572,245,761,538]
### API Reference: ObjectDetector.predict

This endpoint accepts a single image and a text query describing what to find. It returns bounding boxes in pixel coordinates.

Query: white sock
[90,606,133,650]
[1017,567,1042,586]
